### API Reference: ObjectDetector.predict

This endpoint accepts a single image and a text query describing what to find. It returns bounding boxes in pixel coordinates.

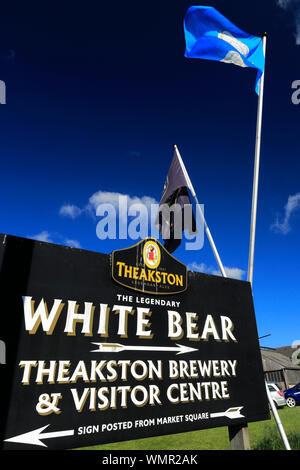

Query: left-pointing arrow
[4,424,74,447]
[210,407,245,420]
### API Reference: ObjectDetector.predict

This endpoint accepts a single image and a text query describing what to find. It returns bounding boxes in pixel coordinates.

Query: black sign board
[0,234,269,450]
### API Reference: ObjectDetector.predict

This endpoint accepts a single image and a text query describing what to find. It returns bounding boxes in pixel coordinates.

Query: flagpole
[247,34,267,286]
[173,144,227,278]
[245,35,291,450]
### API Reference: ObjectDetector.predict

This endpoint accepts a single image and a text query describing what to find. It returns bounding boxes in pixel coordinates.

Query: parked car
[267,382,286,408]
[284,382,300,408]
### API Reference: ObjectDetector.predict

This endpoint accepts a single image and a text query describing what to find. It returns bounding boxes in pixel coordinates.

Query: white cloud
[64,239,81,248]
[88,191,157,213]
[276,0,300,45]
[60,190,158,221]
[270,192,300,234]
[28,231,81,249]
[59,204,83,219]
[277,0,292,6]
[187,261,245,280]
[30,231,53,242]
[218,267,245,280]
[187,262,208,273]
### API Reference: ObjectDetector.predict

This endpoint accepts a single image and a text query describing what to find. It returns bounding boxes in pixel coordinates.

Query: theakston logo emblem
[143,240,161,269]
[111,238,187,295]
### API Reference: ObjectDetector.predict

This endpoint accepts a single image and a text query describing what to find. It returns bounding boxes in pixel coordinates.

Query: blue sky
[0,0,299,348]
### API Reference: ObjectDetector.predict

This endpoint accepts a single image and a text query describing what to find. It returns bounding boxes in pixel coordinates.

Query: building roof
[261,349,300,372]
[276,346,295,358]
[275,345,300,366]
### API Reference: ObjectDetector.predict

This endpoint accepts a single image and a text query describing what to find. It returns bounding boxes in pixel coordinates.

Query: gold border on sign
[110,238,188,295]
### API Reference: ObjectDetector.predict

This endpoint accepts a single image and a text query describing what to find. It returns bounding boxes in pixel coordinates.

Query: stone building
[261,348,300,390]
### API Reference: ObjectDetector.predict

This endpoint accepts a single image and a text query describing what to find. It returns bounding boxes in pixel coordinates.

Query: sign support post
[228,424,251,450]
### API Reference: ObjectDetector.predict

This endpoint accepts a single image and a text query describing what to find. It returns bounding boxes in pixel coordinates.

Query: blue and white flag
[183,6,265,94]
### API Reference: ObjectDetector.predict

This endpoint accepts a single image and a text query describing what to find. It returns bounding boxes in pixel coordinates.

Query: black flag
[157,149,196,253]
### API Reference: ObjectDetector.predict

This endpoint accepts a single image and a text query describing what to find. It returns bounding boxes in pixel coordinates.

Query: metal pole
[246,36,290,450]
[247,34,267,285]
[173,144,227,278]
[265,382,291,450]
